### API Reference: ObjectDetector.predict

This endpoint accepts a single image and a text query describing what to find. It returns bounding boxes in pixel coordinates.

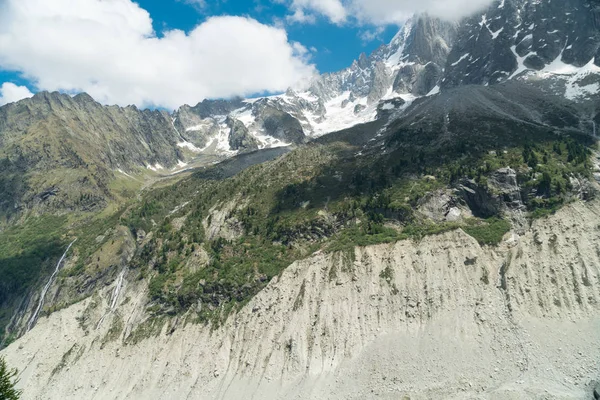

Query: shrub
[463,218,511,246]
[0,356,21,400]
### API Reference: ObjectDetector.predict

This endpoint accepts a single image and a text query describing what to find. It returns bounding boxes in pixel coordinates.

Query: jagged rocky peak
[168,12,463,155]
[307,13,458,105]
[442,0,600,88]
[225,116,259,152]
[392,13,458,66]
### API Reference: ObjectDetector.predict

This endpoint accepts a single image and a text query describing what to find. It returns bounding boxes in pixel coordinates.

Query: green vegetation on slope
[0,89,595,338]
[463,218,512,246]
[0,216,68,344]
[119,125,594,326]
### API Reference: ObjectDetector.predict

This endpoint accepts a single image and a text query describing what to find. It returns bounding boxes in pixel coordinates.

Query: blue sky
[0,0,494,108]
[0,0,407,108]
[134,0,398,73]
[0,0,398,89]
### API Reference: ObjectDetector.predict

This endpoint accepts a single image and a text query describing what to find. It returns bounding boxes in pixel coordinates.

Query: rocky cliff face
[443,0,600,87]
[2,200,600,399]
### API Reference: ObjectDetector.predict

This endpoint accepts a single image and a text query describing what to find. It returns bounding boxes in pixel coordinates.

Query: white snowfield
[509,46,600,100]
[3,200,600,400]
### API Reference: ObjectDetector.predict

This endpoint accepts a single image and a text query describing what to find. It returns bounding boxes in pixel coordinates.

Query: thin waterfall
[96,268,127,330]
[27,239,77,332]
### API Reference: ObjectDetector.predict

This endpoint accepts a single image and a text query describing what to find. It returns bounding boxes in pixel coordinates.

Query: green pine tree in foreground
[0,356,21,400]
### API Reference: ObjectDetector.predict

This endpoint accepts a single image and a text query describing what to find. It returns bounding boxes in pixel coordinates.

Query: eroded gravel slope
[3,201,600,399]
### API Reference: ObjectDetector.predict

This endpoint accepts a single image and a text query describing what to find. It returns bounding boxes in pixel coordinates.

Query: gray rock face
[458,179,502,218]
[257,104,306,144]
[413,62,443,95]
[310,13,457,102]
[392,65,418,94]
[402,14,458,66]
[442,0,600,88]
[490,167,525,210]
[417,189,469,222]
[172,104,219,148]
[226,117,258,152]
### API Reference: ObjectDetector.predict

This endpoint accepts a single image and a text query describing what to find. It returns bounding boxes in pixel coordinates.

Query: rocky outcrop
[458,178,502,218]
[172,104,220,148]
[416,62,443,95]
[490,167,525,210]
[417,189,471,222]
[257,105,306,144]
[226,117,259,152]
[2,200,600,399]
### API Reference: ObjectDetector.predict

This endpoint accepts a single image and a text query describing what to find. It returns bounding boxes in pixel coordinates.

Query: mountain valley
[1,0,600,399]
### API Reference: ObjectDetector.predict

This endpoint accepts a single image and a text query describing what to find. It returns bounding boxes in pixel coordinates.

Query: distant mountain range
[0,0,598,220]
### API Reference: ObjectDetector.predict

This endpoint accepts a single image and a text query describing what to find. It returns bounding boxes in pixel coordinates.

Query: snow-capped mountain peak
[172,1,599,159]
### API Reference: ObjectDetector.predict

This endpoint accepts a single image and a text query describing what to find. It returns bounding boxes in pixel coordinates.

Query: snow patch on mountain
[177,141,203,153]
[146,163,164,172]
[308,93,375,136]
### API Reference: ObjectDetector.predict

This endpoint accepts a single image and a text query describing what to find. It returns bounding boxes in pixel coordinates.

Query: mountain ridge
[1,1,600,398]
[1,0,599,225]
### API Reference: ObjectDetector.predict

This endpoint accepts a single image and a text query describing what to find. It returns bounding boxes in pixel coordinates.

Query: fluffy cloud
[0,83,34,106]
[0,0,316,109]
[288,0,347,24]
[284,0,495,25]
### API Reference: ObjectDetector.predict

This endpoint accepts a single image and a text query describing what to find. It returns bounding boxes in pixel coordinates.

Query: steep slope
[1,76,595,343]
[0,91,188,220]
[1,0,600,397]
[443,0,600,102]
[2,200,600,399]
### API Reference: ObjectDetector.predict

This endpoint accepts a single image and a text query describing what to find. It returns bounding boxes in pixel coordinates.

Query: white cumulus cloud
[0,0,317,109]
[282,0,496,25]
[0,82,34,106]
[288,0,347,24]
